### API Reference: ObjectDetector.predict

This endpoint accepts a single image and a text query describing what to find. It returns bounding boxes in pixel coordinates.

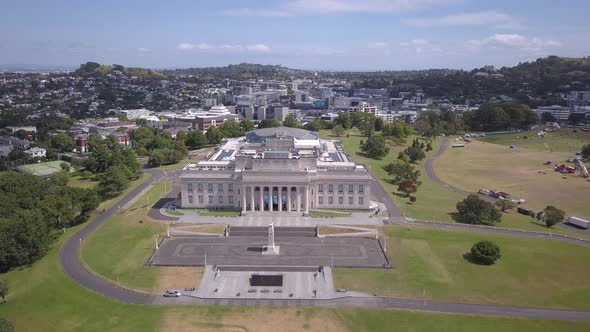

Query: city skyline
[1,0,589,70]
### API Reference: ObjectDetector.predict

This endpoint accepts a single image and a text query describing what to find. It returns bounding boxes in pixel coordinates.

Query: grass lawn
[436,133,590,220]
[199,210,241,217]
[81,181,171,293]
[479,128,590,153]
[309,210,351,218]
[67,174,98,189]
[334,226,590,310]
[321,130,590,238]
[0,185,589,330]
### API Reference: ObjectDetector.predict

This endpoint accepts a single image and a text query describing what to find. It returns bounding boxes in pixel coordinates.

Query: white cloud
[225,0,452,17]
[466,34,561,52]
[137,47,150,53]
[176,43,272,53]
[368,41,388,49]
[405,11,520,28]
[399,39,442,55]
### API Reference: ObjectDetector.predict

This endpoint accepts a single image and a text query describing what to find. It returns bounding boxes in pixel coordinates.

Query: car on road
[163,290,181,297]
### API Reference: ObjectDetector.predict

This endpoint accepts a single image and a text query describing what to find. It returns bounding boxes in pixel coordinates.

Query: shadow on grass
[462,253,494,266]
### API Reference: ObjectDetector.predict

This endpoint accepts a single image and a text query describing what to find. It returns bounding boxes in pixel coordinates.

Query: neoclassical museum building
[179,127,372,215]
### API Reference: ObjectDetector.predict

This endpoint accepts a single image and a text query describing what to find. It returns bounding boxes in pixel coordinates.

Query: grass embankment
[321,130,589,238]
[437,129,590,219]
[81,180,202,293]
[309,210,352,218]
[334,226,590,310]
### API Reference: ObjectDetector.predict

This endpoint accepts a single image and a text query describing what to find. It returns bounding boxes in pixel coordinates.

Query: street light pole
[154,234,159,250]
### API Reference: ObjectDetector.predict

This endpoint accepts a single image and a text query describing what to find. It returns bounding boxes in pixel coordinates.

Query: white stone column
[304,186,309,216]
[259,186,264,211]
[241,186,247,215]
[270,186,274,212]
[287,186,292,212]
[250,187,255,212]
[278,186,282,212]
[296,186,301,212]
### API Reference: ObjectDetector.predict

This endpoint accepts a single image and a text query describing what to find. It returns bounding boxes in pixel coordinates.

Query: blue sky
[1,0,589,70]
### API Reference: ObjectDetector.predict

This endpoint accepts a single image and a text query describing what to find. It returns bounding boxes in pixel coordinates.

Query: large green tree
[185,130,207,149]
[50,133,75,152]
[361,135,389,159]
[206,126,223,145]
[258,118,281,129]
[456,195,502,226]
[283,114,300,128]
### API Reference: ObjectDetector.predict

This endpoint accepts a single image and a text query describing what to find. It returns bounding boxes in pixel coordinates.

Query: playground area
[434,138,590,220]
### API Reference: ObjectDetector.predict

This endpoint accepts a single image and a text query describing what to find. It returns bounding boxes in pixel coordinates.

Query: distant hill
[164,63,311,79]
[74,62,167,79]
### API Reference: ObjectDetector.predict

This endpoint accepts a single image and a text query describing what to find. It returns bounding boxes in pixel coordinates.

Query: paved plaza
[149,236,389,268]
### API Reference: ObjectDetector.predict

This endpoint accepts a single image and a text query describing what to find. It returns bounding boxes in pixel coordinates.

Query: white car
[163,290,181,297]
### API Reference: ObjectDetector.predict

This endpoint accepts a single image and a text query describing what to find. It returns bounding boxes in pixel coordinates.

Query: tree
[541,112,556,123]
[568,113,586,124]
[414,111,443,138]
[257,118,281,129]
[361,135,389,159]
[240,119,255,133]
[50,133,75,152]
[332,125,345,137]
[382,120,413,138]
[470,241,501,265]
[60,162,71,172]
[541,205,566,228]
[219,121,242,138]
[582,144,590,160]
[404,147,426,163]
[334,113,352,129]
[495,199,516,212]
[206,126,223,145]
[374,117,384,131]
[97,165,130,198]
[0,279,7,302]
[283,114,299,128]
[148,148,183,167]
[185,130,207,149]
[358,113,376,137]
[456,195,502,226]
[398,180,418,197]
[384,161,420,185]
[0,317,14,332]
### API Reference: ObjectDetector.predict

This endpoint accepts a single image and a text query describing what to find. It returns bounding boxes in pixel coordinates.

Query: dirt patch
[157,267,204,292]
[158,308,346,332]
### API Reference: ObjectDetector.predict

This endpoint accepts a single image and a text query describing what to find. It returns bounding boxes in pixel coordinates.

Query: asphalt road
[58,168,590,321]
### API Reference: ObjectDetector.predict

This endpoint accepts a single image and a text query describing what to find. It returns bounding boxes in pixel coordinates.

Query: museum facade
[178,127,372,215]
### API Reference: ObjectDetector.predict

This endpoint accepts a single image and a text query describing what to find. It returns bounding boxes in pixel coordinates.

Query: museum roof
[245,126,319,143]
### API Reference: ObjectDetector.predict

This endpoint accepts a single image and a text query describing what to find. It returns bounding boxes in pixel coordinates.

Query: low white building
[24,147,46,158]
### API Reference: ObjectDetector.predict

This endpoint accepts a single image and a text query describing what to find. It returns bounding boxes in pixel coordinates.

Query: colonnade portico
[241,185,309,215]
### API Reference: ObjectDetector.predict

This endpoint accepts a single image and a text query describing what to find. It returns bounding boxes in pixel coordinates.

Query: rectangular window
[188,183,193,191]
[338,196,343,205]
[359,185,364,193]
[228,196,233,204]
[338,184,343,193]
[208,195,213,203]
[318,184,323,193]
[328,184,333,193]
[188,195,193,203]
[348,196,353,205]
[198,195,204,203]
[218,195,223,204]
[358,197,364,205]
[228,184,233,192]
[318,196,323,204]
[208,183,213,193]
[349,184,354,193]
[198,183,203,192]
[328,196,333,204]
[218,183,223,192]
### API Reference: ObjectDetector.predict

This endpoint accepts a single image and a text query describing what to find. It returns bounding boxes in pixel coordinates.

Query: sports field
[436,129,590,219]
[334,226,590,310]
[16,160,71,177]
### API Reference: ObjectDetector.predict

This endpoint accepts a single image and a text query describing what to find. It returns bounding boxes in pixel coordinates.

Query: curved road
[58,168,590,321]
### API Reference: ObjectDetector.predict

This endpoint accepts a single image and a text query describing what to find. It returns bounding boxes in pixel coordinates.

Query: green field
[479,128,589,153]
[436,129,590,221]
[16,160,72,177]
[334,226,590,310]
[1,222,589,331]
[320,130,589,237]
[81,181,170,292]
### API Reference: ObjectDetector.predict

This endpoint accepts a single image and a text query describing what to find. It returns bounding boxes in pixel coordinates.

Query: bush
[409,196,417,203]
[470,241,501,265]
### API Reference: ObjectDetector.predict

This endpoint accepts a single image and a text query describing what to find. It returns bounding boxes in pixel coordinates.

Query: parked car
[163,290,181,297]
